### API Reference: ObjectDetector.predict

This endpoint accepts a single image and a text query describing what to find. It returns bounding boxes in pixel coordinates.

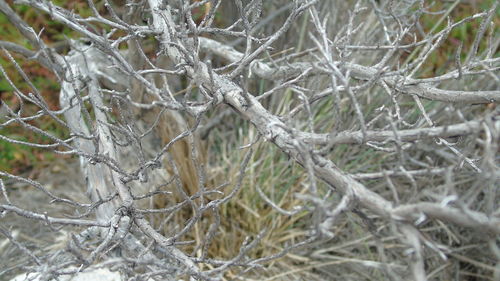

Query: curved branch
[0,204,108,227]
[0,41,63,75]
[200,37,500,104]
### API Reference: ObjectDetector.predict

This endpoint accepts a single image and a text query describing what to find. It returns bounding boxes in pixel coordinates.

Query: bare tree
[0,0,499,280]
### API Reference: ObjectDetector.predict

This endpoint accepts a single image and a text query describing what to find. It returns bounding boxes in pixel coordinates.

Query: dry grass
[0,1,498,280]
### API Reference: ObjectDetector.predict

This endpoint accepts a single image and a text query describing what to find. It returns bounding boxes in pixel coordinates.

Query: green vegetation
[416,0,499,77]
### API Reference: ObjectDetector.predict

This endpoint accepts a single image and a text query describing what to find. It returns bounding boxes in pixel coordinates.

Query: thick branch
[149,1,500,235]
[298,119,497,145]
[199,37,500,104]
